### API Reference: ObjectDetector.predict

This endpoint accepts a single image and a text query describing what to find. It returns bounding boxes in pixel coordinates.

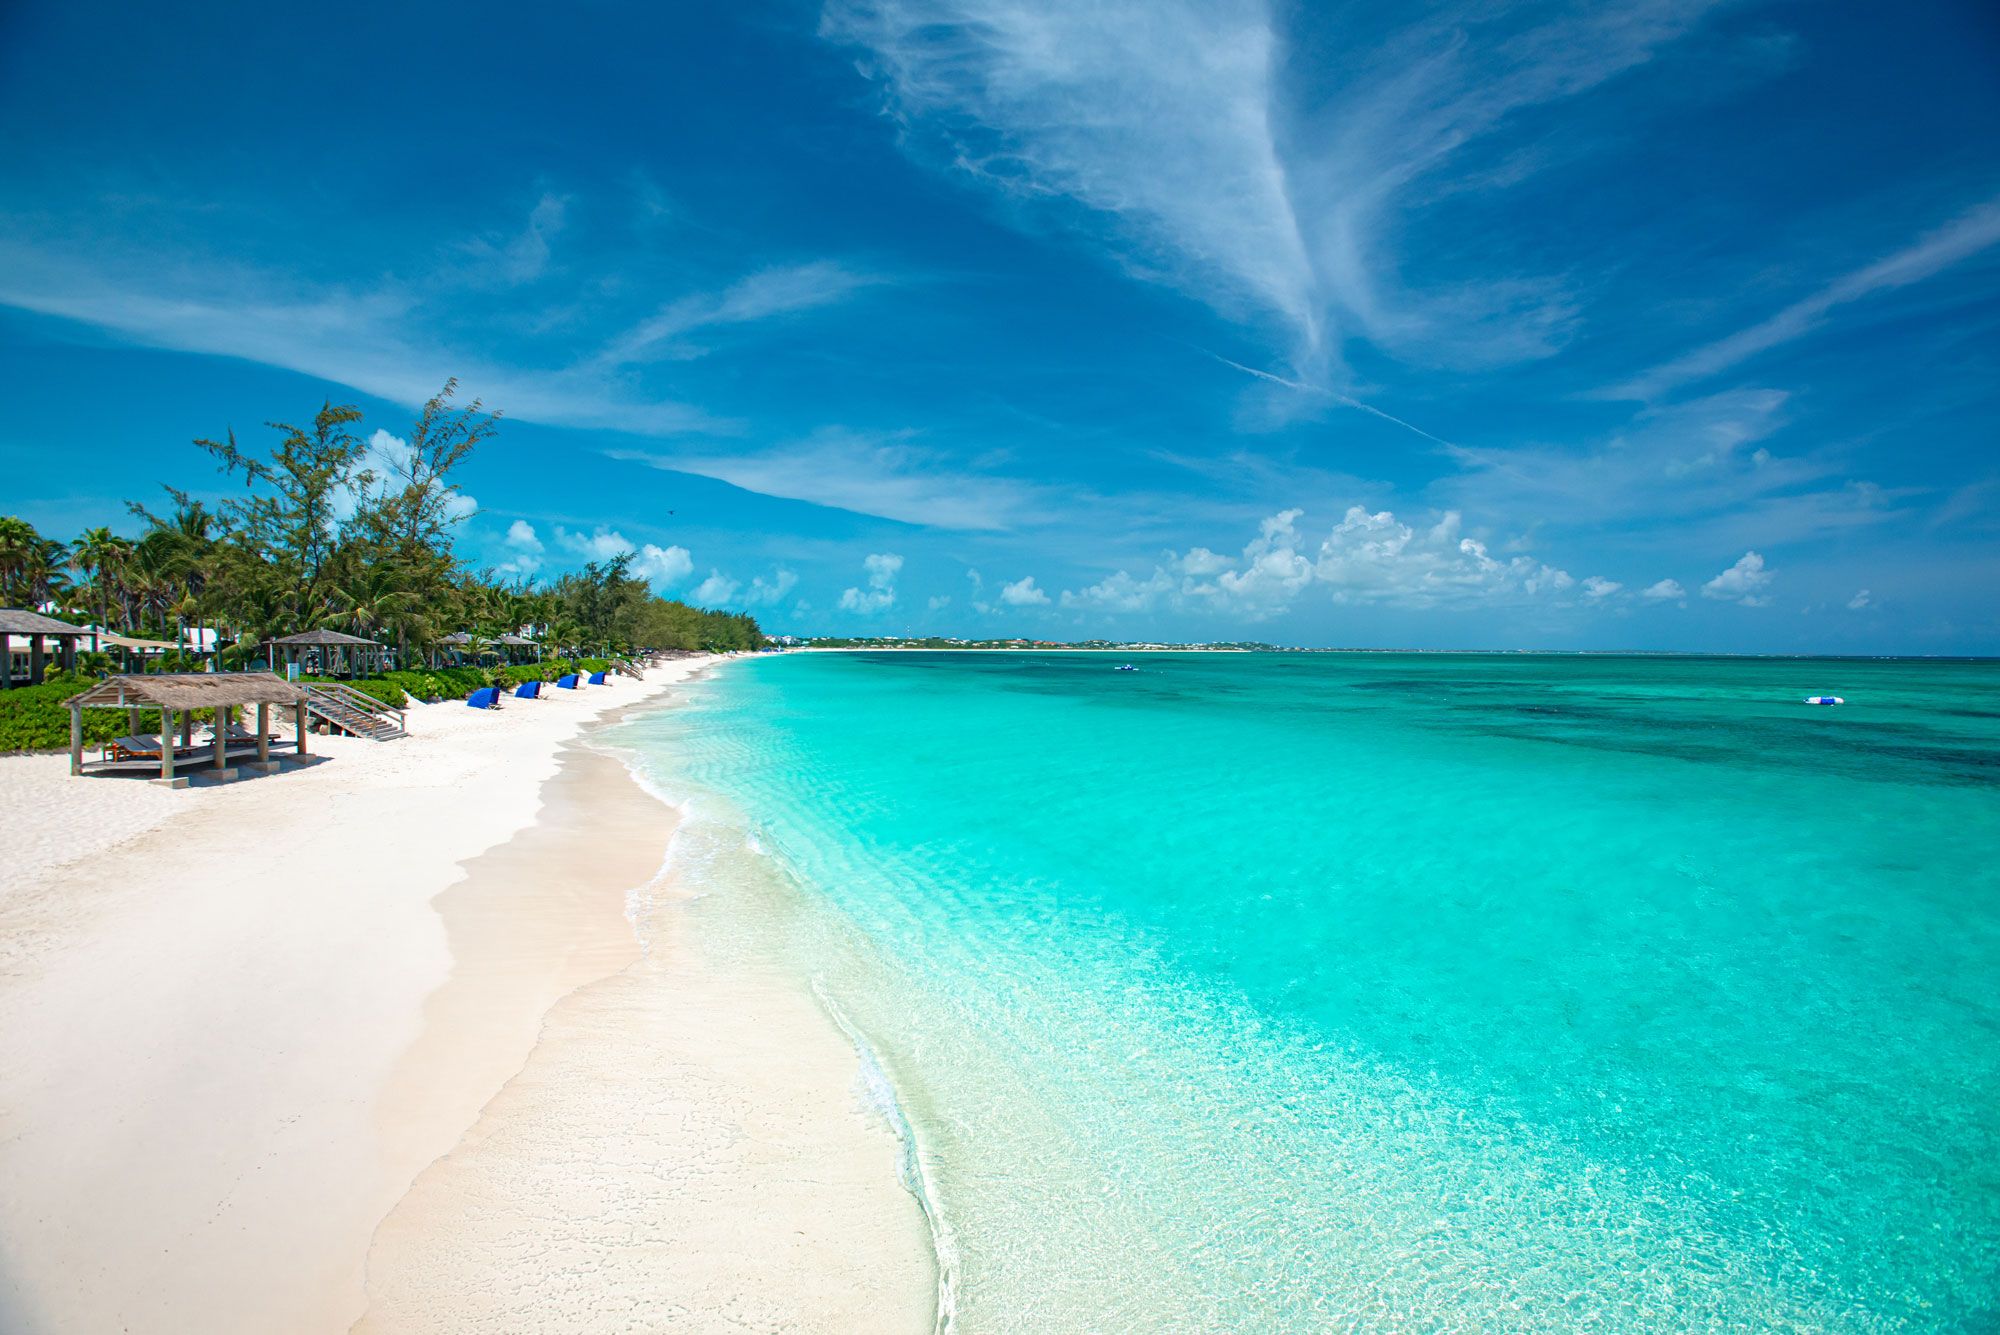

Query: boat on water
[1804,695,1845,705]
[1115,664,1137,672]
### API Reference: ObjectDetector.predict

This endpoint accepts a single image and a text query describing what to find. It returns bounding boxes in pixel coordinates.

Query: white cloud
[1612,195,2000,398]
[596,260,882,364]
[1199,508,1315,613]
[1059,504,1581,620]
[610,428,1047,531]
[1847,589,1872,611]
[1702,551,1773,605]
[927,594,952,611]
[496,519,545,577]
[333,428,479,526]
[553,524,692,590]
[635,544,695,589]
[1641,578,1685,601]
[1060,568,1177,613]
[999,575,1049,606]
[1581,576,1622,599]
[1310,507,1572,608]
[839,552,904,614]
[1436,389,1907,553]
[692,571,740,605]
[742,569,799,606]
[0,237,731,438]
[461,192,567,286]
[825,0,1723,372]
[556,524,637,563]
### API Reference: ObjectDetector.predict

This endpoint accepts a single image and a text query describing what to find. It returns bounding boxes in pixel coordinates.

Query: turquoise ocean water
[605,652,2000,1332]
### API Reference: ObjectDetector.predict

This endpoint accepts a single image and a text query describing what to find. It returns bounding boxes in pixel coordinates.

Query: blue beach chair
[466,686,500,709]
[557,673,580,689]
[588,670,608,685]
[513,680,542,699]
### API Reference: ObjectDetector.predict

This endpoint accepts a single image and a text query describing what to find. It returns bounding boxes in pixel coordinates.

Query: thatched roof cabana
[263,628,388,679]
[1,608,95,689]
[68,672,312,787]
[432,630,539,666]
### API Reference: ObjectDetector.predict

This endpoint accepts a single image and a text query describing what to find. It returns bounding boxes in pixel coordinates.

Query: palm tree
[334,564,417,643]
[72,527,134,633]
[0,516,37,604]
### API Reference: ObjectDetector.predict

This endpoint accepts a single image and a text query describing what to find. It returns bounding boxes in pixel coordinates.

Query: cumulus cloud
[928,594,952,611]
[1641,578,1685,601]
[742,569,799,606]
[1310,507,1572,607]
[634,544,694,588]
[554,524,692,590]
[496,518,545,577]
[1702,551,1773,605]
[1060,568,1177,613]
[1847,588,1872,610]
[556,524,636,563]
[1581,575,1622,599]
[1058,505,1580,620]
[692,571,740,605]
[334,428,479,526]
[839,552,904,613]
[999,575,1050,606]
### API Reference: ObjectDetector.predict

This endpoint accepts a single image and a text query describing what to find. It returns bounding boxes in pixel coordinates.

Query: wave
[813,974,962,1335]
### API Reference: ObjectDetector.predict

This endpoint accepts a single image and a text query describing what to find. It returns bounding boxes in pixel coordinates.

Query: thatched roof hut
[67,672,312,786]
[1,608,95,688]
[263,628,388,678]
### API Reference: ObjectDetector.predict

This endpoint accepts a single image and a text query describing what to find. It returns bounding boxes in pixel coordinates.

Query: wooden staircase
[302,682,407,740]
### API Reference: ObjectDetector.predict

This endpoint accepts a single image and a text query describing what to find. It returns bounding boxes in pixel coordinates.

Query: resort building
[0,608,95,688]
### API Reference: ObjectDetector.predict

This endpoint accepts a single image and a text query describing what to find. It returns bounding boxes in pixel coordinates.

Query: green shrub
[0,677,128,752]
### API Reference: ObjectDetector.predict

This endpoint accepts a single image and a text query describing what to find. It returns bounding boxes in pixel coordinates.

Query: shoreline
[0,657,932,1333]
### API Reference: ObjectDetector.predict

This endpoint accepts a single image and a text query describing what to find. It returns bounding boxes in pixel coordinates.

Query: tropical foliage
[2,382,762,667]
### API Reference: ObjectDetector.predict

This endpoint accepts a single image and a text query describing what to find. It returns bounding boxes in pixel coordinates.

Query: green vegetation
[1,379,761,664]
[1,381,764,749]
[0,676,126,752]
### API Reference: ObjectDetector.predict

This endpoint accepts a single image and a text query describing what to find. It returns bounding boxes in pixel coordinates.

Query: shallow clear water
[607,652,2000,1333]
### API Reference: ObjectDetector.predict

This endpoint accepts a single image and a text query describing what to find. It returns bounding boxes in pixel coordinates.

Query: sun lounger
[513,680,542,699]
[466,686,500,709]
[109,734,166,760]
[557,674,580,689]
[587,670,608,685]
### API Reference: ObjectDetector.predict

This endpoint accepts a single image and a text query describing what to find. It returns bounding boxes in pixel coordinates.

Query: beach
[0,660,933,1334]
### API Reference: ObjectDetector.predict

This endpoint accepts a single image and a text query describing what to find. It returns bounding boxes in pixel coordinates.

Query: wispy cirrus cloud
[824,0,1731,378]
[0,230,733,436]
[607,426,1052,531]
[594,259,886,365]
[1606,194,2000,400]
[1434,387,1913,551]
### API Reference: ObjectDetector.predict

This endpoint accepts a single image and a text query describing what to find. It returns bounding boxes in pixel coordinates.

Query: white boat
[1803,695,1845,706]
[1115,664,1137,672]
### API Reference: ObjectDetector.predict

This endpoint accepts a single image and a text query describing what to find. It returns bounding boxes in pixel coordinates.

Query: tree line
[0,382,762,663]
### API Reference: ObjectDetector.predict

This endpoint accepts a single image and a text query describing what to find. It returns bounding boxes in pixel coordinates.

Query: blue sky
[1,1,1996,652]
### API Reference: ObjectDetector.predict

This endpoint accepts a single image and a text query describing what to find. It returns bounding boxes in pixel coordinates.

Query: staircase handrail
[302,681,407,735]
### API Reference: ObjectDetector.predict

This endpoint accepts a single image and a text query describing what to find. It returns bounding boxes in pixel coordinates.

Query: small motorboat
[1803,695,1845,706]
[1115,663,1137,672]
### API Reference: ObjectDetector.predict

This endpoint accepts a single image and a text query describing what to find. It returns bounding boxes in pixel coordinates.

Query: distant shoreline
[790,644,1999,662]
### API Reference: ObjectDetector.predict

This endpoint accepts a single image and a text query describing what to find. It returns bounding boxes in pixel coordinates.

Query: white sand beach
[0,662,933,1334]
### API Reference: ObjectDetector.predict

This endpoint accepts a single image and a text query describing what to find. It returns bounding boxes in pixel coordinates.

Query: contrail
[1211,354,1458,449]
